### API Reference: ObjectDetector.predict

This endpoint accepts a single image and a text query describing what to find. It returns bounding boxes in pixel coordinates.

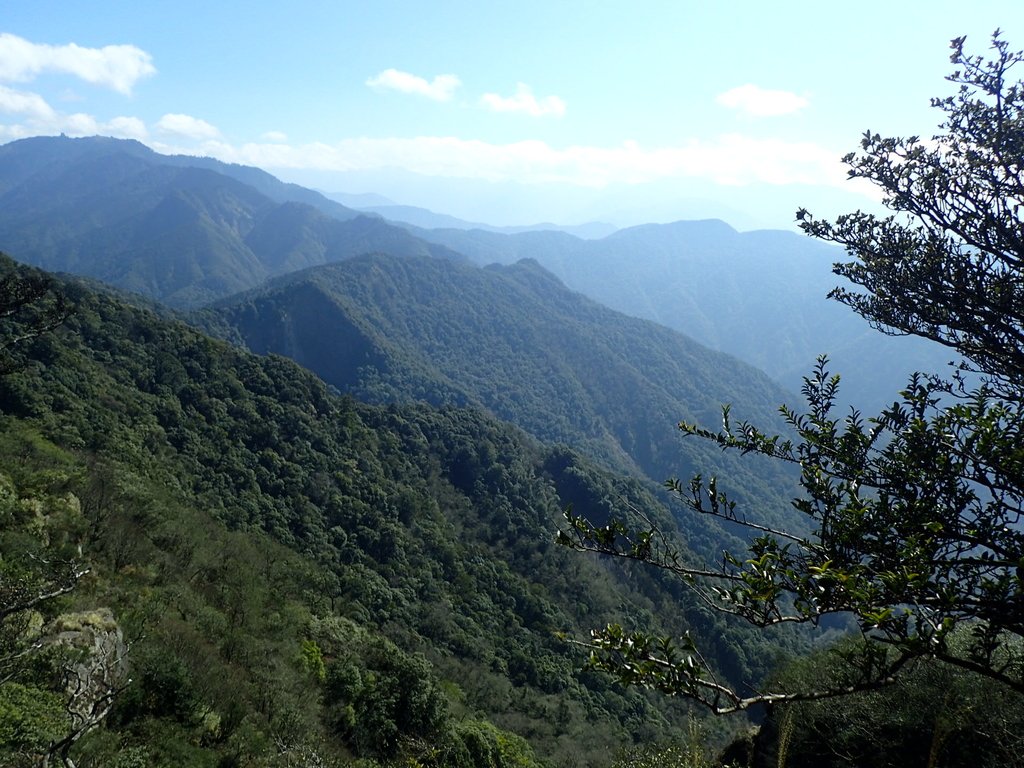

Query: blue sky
[3,1,1023,228]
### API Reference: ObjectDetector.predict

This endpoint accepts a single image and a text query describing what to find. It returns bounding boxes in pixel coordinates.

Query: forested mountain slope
[406,220,955,411]
[0,136,460,308]
[202,252,799,537]
[0,258,802,766]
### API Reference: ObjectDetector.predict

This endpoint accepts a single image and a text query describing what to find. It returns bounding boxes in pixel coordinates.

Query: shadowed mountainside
[201,252,801,539]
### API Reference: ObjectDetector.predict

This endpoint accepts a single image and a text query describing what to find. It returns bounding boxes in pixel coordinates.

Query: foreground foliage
[750,633,1024,768]
[562,32,1024,715]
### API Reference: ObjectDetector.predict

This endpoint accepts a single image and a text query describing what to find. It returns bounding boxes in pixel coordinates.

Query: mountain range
[403,220,957,412]
[0,135,460,307]
[332,196,618,239]
[0,134,955,415]
[199,251,799,543]
[0,134,923,763]
[4,258,786,765]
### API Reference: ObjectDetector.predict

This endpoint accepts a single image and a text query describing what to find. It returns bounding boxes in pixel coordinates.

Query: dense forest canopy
[0,258,813,766]
[199,251,800,531]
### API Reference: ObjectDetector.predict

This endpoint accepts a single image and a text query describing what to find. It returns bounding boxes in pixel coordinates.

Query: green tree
[0,255,69,376]
[561,32,1024,712]
[323,632,448,760]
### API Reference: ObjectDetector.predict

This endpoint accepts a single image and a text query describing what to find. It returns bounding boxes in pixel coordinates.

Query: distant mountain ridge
[0,135,954,410]
[0,134,361,221]
[0,135,461,307]
[405,218,956,411]
[338,198,618,239]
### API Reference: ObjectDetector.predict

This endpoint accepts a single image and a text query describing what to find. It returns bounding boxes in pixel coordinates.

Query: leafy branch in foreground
[560,32,1024,714]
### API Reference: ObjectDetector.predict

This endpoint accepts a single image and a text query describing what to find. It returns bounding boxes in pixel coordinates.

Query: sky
[2,1,1024,229]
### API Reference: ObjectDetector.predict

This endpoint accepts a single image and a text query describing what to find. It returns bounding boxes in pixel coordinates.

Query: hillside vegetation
[0,258,802,766]
[201,252,799,542]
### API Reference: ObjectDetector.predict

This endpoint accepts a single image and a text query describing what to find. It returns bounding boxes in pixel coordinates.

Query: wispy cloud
[156,113,221,141]
[716,84,808,117]
[261,130,288,143]
[365,68,461,102]
[159,132,853,195]
[0,33,155,95]
[480,83,565,117]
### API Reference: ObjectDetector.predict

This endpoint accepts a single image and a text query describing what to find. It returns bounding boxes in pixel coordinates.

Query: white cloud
[0,124,33,141]
[165,132,852,194]
[365,69,460,102]
[156,113,221,141]
[0,35,153,143]
[63,113,99,134]
[480,83,566,118]
[0,85,57,121]
[0,96,869,206]
[106,116,148,140]
[0,33,155,95]
[716,84,808,117]
[0,101,149,140]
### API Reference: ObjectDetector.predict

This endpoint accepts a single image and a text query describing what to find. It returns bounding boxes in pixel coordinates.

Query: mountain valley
[0,135,962,767]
